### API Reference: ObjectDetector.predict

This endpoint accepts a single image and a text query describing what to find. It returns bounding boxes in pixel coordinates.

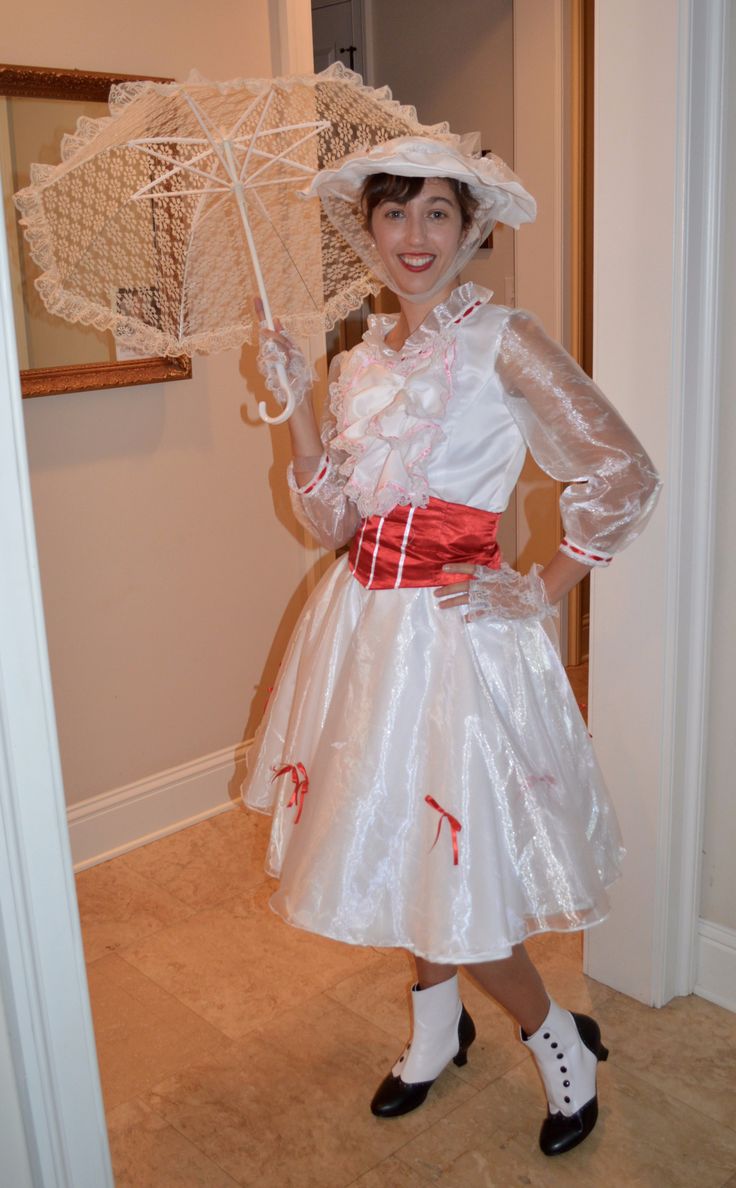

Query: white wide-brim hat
[302,134,536,305]
[303,134,537,231]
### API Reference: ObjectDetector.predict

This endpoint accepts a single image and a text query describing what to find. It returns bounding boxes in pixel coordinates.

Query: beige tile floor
[76,802,736,1188]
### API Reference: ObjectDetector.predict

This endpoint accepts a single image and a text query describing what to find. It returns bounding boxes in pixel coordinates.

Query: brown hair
[360,173,478,232]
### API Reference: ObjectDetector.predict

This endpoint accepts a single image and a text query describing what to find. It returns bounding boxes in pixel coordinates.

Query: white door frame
[513,0,728,1007]
[0,185,112,1181]
[584,0,727,1005]
[651,0,727,1002]
[275,0,315,73]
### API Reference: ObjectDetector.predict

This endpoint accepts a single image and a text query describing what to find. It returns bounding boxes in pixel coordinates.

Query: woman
[244,135,660,1156]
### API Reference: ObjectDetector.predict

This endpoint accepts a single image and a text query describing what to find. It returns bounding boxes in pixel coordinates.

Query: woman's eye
[429,209,447,219]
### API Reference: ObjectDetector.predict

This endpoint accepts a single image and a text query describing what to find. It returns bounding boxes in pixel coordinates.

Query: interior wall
[4,1,314,808]
[5,0,275,82]
[701,8,736,934]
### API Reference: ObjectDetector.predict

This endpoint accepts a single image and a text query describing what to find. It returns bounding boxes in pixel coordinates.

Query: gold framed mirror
[0,63,192,398]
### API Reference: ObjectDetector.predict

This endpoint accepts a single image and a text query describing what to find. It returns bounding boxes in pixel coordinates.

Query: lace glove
[467,563,557,623]
[257,327,316,409]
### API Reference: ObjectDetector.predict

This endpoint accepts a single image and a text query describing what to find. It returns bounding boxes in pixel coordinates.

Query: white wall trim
[274,0,314,73]
[652,0,728,1003]
[584,0,727,1006]
[0,168,112,1183]
[695,920,736,1014]
[362,0,376,83]
[69,743,250,871]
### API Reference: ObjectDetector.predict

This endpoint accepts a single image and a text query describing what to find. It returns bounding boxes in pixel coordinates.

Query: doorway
[311,0,365,74]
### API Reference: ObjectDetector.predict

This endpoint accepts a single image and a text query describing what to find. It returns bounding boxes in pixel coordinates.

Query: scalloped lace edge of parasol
[13,64,445,357]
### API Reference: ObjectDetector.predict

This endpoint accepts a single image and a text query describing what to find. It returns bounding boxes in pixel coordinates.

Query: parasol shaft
[222,137,295,425]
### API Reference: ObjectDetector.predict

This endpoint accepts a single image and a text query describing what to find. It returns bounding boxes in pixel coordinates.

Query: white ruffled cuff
[287,453,361,550]
[288,452,331,496]
[559,537,613,568]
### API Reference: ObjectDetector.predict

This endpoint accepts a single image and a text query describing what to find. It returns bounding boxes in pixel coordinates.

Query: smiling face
[368,178,466,303]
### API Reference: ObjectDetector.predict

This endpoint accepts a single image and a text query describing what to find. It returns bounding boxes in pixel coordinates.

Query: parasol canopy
[13,64,450,420]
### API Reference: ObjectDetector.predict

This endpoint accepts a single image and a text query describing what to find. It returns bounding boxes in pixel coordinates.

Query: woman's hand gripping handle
[255,299,316,425]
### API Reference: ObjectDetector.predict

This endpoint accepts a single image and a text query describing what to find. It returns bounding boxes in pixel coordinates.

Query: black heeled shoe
[367,997,477,1116]
[523,1002,609,1156]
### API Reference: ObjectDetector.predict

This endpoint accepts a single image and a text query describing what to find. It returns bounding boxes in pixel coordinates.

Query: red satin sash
[348,496,502,590]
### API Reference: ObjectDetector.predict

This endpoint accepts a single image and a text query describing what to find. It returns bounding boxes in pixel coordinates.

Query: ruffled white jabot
[329,284,492,518]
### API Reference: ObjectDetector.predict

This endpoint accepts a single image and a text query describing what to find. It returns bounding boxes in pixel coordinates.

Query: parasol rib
[241,87,273,178]
[181,91,231,177]
[241,127,330,185]
[251,187,321,314]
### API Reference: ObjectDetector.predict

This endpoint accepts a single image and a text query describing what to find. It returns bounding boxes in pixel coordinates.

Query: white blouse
[289,283,660,567]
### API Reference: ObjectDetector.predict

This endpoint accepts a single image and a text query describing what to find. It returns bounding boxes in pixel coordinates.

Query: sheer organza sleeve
[496,310,661,565]
[287,352,361,550]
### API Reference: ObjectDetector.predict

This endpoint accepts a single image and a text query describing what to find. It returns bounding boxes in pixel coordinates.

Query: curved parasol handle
[257,355,296,425]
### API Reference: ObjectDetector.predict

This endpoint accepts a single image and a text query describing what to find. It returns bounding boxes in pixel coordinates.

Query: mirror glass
[0,65,191,397]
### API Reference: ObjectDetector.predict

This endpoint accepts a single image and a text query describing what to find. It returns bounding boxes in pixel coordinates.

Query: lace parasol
[13,64,450,421]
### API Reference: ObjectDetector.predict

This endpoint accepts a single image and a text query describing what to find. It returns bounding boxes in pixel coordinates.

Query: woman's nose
[405,211,426,244]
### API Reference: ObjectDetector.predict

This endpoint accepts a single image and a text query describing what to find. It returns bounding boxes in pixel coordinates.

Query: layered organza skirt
[242,555,623,963]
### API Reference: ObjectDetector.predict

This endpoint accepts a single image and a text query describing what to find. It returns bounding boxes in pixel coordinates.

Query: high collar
[362,283,493,359]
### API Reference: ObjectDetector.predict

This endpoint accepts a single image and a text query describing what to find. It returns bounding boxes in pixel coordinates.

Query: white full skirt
[243,555,623,963]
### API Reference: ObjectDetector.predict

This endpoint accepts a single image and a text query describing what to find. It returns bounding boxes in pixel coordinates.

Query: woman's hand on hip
[434,563,555,623]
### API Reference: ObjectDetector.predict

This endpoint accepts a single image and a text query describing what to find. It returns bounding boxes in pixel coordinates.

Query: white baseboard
[695,919,736,1013]
[68,741,252,871]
